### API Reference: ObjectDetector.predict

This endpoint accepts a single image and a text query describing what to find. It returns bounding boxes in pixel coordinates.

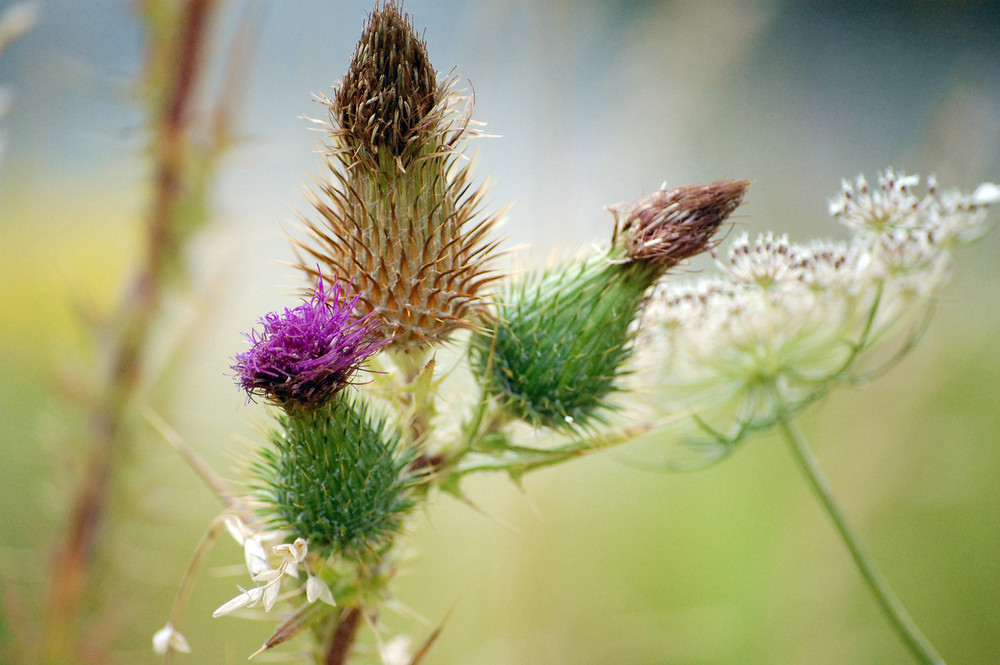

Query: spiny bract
[472,257,657,431]
[294,2,504,348]
[250,397,416,556]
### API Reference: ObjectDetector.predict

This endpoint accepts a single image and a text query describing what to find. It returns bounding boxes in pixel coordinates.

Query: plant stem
[324,606,363,665]
[778,413,945,665]
[42,3,218,662]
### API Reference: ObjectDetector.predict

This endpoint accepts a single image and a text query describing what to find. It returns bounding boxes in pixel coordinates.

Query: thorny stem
[777,409,945,665]
[42,1,218,661]
[451,419,664,478]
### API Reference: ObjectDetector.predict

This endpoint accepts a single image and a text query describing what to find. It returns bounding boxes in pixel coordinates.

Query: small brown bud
[334,1,438,158]
[611,180,750,270]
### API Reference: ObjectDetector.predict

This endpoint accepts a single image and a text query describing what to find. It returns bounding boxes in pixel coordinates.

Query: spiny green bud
[471,256,658,431]
[472,181,748,430]
[251,396,416,557]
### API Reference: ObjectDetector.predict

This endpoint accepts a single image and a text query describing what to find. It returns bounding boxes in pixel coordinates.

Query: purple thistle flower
[233,274,385,411]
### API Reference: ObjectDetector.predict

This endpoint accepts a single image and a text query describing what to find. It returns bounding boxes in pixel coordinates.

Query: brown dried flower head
[611,180,750,271]
[293,2,504,347]
[333,1,437,160]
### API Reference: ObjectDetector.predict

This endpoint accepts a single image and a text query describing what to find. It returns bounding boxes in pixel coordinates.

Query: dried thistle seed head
[334,1,438,159]
[294,3,505,348]
[611,180,750,270]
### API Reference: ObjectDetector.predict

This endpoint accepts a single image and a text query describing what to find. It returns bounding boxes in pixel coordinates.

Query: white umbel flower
[723,232,804,287]
[828,169,922,232]
[636,170,996,465]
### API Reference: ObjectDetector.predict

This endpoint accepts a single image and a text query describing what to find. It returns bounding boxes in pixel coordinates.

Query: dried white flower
[152,622,191,654]
[380,635,414,665]
[306,574,337,606]
[215,537,311,616]
[213,585,266,618]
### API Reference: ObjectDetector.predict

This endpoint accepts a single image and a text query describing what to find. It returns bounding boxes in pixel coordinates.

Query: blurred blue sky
[3,1,998,244]
[1,0,998,369]
[0,0,996,368]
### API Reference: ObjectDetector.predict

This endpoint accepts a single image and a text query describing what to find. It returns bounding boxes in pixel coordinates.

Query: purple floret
[233,274,385,411]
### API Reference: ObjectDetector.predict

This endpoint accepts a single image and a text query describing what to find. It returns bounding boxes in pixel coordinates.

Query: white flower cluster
[637,170,997,464]
[213,517,335,618]
[152,517,338,657]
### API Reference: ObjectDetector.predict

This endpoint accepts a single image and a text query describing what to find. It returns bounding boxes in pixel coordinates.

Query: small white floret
[213,586,264,618]
[152,622,191,654]
[244,537,270,577]
[306,574,337,606]
[972,182,1000,206]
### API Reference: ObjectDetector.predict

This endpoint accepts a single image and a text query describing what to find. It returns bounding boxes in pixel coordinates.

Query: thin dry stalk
[41,1,222,661]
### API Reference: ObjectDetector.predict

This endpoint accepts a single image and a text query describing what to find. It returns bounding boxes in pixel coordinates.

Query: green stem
[778,413,945,665]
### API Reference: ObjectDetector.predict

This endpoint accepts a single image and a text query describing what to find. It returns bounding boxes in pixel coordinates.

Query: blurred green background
[1,1,998,663]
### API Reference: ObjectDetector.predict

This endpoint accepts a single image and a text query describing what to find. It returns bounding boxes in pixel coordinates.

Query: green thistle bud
[473,181,748,430]
[294,2,504,348]
[472,256,656,430]
[251,396,416,557]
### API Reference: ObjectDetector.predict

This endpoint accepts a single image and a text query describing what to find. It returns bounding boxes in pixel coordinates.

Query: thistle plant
[155,3,997,664]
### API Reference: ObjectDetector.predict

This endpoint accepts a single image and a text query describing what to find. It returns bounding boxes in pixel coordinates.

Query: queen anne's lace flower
[830,169,997,244]
[828,169,922,232]
[723,232,804,287]
[638,170,996,464]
